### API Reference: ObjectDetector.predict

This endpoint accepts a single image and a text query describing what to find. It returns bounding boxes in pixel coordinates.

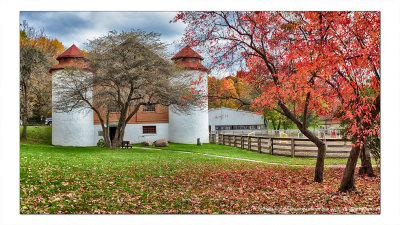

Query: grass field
[20,126,380,214]
[134,143,366,165]
[20,126,52,145]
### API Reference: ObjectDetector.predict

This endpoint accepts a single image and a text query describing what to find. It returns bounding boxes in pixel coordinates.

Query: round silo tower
[168,45,209,144]
[50,44,95,146]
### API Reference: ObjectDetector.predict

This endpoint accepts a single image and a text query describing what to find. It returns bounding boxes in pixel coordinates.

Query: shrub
[97,139,105,148]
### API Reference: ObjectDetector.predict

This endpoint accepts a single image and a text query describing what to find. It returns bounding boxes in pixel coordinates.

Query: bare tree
[53,30,203,148]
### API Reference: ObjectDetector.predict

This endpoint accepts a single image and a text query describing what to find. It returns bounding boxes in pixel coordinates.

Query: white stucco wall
[93,123,169,144]
[208,107,264,132]
[169,107,209,144]
[169,70,209,144]
[52,110,95,146]
[52,70,95,146]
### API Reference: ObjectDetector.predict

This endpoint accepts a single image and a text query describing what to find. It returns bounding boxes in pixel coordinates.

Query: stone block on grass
[155,139,168,147]
[141,141,153,146]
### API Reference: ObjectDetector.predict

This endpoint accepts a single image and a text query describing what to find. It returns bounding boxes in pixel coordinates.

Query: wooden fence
[209,134,352,158]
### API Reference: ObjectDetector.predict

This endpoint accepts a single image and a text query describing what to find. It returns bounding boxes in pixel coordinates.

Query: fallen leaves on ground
[20,157,380,214]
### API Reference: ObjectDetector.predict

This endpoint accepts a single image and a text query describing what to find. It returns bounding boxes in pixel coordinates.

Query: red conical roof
[50,44,90,73]
[56,44,87,60]
[171,45,204,60]
[171,45,208,72]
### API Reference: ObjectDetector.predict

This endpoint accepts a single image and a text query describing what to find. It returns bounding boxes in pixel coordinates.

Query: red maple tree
[173,11,380,191]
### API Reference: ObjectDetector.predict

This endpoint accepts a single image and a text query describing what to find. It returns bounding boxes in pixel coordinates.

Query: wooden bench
[122,141,132,149]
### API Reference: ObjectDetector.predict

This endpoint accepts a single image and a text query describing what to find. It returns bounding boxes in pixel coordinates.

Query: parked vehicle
[45,118,52,126]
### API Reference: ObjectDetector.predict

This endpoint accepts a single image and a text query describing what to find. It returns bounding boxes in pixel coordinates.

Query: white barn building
[208,107,266,135]
[50,44,210,146]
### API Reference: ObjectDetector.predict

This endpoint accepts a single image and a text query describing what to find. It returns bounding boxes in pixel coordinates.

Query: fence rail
[209,134,352,158]
[210,128,342,139]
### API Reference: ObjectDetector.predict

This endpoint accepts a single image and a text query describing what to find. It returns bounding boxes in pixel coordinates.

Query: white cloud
[20,11,186,53]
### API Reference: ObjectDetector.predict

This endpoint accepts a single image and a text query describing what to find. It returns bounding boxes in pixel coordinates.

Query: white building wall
[93,123,169,144]
[52,70,95,146]
[169,108,209,144]
[208,107,264,132]
[169,70,209,144]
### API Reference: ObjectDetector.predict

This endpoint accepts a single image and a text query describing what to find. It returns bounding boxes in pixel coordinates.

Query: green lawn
[20,126,52,145]
[20,126,373,166]
[133,143,368,166]
[20,126,380,214]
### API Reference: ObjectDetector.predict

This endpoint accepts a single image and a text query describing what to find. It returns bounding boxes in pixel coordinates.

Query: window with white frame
[143,126,156,134]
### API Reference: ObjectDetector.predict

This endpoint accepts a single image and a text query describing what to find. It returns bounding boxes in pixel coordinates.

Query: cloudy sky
[19,11,236,77]
[20,12,187,57]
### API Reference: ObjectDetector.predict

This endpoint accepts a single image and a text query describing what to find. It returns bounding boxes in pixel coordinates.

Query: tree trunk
[271,119,277,130]
[277,119,281,130]
[21,123,28,140]
[264,118,268,130]
[102,126,111,148]
[301,128,326,182]
[111,131,121,148]
[339,94,380,192]
[21,86,29,141]
[277,100,326,183]
[104,128,112,148]
[111,124,126,149]
[339,144,362,192]
[294,90,328,183]
[358,142,375,177]
[104,112,112,148]
[314,141,326,182]
[263,118,268,135]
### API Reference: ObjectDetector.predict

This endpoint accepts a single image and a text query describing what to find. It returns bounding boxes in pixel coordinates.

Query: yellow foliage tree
[208,74,255,110]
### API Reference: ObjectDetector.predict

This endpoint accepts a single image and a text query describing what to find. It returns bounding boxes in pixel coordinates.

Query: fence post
[271,138,274,155]
[222,134,225,145]
[291,138,295,157]
[324,137,328,154]
[241,136,244,149]
[234,136,237,147]
[229,135,232,146]
[258,137,262,153]
[248,136,251,151]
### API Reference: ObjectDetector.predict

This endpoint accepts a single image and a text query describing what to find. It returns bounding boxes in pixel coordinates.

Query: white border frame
[1,0,399,225]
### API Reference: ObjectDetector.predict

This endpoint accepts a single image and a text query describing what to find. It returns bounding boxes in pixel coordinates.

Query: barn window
[143,126,156,134]
[143,104,156,112]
